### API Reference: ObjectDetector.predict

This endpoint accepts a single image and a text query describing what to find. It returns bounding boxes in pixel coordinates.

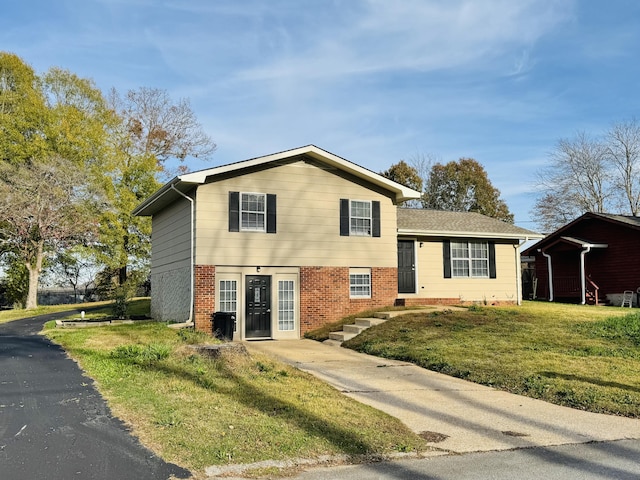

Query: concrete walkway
[244,339,640,454]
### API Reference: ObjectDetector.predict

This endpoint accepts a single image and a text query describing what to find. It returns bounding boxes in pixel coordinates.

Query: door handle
[266,309,271,313]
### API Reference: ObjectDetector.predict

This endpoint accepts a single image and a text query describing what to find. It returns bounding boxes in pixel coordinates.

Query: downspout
[170,185,194,325]
[514,238,528,306]
[540,249,553,302]
[579,246,591,305]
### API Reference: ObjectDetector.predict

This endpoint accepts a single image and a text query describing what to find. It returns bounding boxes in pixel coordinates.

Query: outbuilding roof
[397,208,543,240]
[521,212,640,255]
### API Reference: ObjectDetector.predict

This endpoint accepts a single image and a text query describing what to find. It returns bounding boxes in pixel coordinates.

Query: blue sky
[3,0,640,229]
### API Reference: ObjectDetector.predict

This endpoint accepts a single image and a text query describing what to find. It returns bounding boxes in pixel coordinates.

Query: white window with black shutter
[340,199,380,237]
[229,192,276,233]
[443,240,496,278]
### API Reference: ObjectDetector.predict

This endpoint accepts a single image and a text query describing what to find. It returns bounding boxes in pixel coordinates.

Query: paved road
[0,311,191,480]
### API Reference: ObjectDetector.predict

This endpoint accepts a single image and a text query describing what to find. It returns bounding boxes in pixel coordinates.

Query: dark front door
[245,276,272,338]
[398,240,416,293]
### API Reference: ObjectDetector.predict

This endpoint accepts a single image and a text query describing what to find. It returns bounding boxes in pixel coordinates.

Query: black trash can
[211,311,235,341]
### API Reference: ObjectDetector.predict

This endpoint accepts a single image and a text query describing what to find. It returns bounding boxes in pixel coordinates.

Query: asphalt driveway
[245,339,640,454]
[0,311,190,480]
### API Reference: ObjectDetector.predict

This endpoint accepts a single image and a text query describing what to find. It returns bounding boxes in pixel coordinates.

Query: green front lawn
[343,301,640,417]
[43,321,429,476]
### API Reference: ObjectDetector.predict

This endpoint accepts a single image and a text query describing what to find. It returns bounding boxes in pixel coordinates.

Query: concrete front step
[355,318,387,327]
[343,324,368,334]
[327,316,387,345]
[374,308,435,319]
[325,308,461,347]
[328,331,358,342]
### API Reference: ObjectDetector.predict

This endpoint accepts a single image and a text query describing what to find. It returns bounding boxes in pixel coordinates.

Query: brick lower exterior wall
[193,264,401,336]
[194,265,216,332]
[299,266,397,334]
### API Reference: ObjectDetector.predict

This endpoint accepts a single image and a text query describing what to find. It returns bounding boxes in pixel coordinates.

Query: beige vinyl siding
[194,159,397,267]
[410,240,519,302]
[151,196,192,274]
[150,197,192,322]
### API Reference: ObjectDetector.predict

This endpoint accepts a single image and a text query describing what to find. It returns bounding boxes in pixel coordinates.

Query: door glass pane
[278,280,295,331]
[219,280,237,312]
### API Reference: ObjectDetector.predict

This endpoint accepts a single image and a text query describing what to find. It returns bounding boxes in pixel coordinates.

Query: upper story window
[241,193,266,231]
[340,199,381,237]
[444,240,496,279]
[228,191,276,233]
[350,200,371,236]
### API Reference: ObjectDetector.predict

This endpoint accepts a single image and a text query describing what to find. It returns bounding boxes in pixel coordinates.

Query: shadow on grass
[110,348,397,458]
[540,371,640,394]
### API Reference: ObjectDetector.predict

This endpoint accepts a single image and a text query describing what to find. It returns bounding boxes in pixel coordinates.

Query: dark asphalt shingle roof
[587,212,640,228]
[397,208,542,238]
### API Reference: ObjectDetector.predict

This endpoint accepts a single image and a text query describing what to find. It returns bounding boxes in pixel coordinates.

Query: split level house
[133,145,542,340]
[523,212,640,306]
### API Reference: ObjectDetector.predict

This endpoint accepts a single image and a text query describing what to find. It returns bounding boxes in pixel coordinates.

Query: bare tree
[45,248,100,302]
[605,119,640,216]
[533,132,613,230]
[0,157,96,309]
[408,152,438,194]
[107,86,216,170]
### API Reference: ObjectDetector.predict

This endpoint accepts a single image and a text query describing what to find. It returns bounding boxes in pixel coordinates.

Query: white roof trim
[178,145,420,202]
[398,229,545,241]
[134,145,421,216]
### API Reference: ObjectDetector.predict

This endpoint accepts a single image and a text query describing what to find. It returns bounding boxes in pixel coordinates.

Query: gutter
[514,237,530,305]
[397,229,544,241]
[170,185,194,325]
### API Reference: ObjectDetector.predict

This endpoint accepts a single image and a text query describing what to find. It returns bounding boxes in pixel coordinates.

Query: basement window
[349,268,371,298]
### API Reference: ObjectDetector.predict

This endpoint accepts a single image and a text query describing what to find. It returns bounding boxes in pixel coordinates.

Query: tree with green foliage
[0,52,111,308]
[0,52,216,307]
[0,52,48,164]
[1,254,28,308]
[381,160,423,206]
[423,158,514,223]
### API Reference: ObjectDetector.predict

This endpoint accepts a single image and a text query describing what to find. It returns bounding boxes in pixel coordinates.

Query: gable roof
[522,212,640,254]
[133,145,422,216]
[397,208,543,240]
[581,212,640,229]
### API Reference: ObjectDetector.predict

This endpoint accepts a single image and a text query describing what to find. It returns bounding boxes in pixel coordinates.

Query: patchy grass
[43,322,429,475]
[344,301,640,417]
